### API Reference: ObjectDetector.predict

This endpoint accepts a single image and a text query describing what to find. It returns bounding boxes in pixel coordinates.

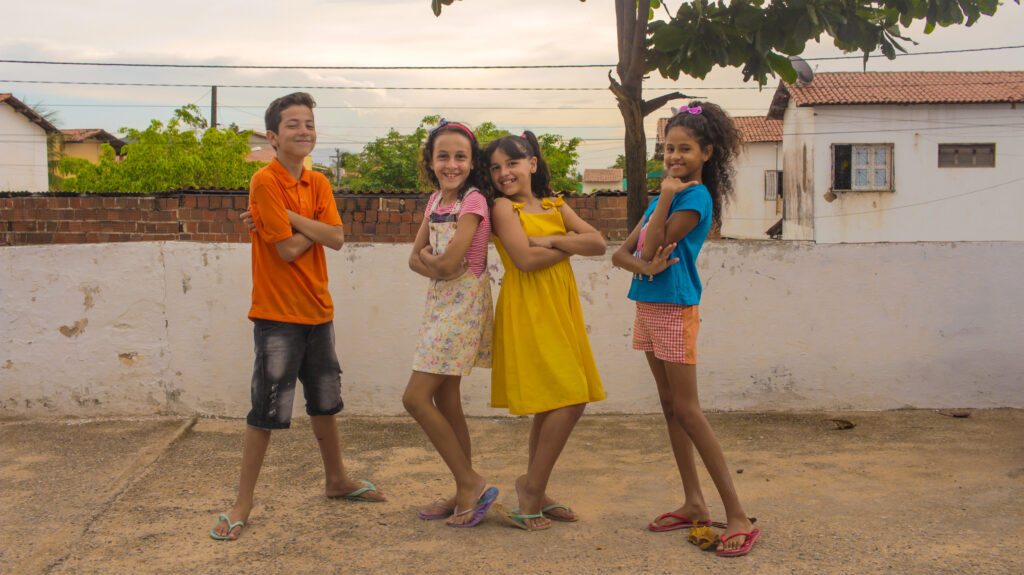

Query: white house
[769,71,1024,243]
[0,93,59,192]
[581,168,623,194]
[721,116,783,239]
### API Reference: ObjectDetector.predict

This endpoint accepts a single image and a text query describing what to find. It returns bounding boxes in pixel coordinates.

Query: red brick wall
[1,192,631,246]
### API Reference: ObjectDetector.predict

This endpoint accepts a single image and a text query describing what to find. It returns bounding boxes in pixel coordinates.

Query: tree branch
[642,92,689,117]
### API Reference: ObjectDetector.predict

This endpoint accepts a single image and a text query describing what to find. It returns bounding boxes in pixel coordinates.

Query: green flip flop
[331,480,383,502]
[209,513,245,541]
[541,504,579,522]
[495,503,551,531]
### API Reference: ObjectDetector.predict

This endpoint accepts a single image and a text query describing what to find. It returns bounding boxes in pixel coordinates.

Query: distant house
[655,113,783,239]
[770,71,1024,243]
[581,168,623,194]
[61,129,127,164]
[0,93,59,191]
[246,131,275,163]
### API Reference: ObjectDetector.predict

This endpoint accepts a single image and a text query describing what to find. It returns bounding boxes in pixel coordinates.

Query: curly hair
[418,121,491,203]
[663,101,741,231]
[483,131,553,199]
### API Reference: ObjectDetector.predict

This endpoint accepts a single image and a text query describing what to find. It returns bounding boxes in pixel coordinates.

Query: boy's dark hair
[419,120,492,203]
[663,101,741,231]
[484,131,553,199]
[265,92,316,135]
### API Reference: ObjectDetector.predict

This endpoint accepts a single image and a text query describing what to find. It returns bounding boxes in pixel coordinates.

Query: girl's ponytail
[521,131,553,198]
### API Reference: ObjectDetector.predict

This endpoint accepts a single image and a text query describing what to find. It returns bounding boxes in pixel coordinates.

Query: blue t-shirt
[627,184,712,305]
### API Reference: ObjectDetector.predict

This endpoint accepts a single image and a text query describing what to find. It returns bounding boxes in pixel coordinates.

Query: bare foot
[515,474,576,521]
[648,502,711,530]
[211,503,250,541]
[446,475,486,526]
[419,496,455,519]
[513,474,550,530]
[716,516,757,553]
[326,478,387,501]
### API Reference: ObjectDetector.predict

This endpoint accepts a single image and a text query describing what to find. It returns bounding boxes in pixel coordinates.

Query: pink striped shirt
[427,189,491,277]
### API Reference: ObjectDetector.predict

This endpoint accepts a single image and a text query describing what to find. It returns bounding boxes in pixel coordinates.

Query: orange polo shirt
[248,158,342,325]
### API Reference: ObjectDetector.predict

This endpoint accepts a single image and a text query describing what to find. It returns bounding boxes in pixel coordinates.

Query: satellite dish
[789,56,814,86]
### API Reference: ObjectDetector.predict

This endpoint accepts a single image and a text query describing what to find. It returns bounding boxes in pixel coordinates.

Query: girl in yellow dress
[486,132,606,530]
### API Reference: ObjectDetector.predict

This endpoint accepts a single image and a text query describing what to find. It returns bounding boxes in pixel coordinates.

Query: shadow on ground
[2,410,1022,574]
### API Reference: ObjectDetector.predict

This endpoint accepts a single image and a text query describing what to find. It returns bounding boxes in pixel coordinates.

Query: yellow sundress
[491,197,605,415]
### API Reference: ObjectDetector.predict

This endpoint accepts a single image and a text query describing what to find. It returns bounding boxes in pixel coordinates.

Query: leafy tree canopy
[59,104,260,193]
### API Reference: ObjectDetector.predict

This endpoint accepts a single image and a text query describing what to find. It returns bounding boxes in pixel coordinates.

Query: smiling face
[429,132,473,194]
[488,147,536,198]
[267,104,316,161]
[663,126,712,183]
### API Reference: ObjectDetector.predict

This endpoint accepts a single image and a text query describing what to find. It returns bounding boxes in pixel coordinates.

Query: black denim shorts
[246,319,344,429]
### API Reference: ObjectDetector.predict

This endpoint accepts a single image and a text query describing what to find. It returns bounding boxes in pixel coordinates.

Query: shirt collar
[268,157,310,186]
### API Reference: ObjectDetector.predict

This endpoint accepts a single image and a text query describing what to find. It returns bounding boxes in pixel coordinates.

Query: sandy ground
[1,409,1022,575]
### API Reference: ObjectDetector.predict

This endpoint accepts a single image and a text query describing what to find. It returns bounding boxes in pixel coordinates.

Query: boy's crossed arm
[241,210,344,262]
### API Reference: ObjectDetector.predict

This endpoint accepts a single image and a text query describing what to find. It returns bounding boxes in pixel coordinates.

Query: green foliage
[59,105,261,193]
[646,0,1013,86]
[433,0,1013,86]
[537,133,582,192]
[341,115,439,191]
[612,154,662,191]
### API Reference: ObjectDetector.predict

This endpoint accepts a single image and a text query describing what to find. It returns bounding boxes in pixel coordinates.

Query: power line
[1,44,1021,70]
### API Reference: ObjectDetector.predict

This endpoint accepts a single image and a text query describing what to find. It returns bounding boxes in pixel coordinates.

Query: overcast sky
[3,0,1023,169]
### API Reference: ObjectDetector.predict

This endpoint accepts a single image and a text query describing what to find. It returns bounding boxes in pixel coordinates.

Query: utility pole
[332,148,343,185]
[211,86,218,128]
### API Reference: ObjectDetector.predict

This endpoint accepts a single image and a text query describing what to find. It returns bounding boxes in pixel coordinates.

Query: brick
[197,196,209,208]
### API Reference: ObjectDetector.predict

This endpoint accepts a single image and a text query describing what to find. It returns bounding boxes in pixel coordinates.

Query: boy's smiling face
[268,104,316,161]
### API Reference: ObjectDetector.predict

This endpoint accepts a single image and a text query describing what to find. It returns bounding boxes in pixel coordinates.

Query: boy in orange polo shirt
[211,92,385,541]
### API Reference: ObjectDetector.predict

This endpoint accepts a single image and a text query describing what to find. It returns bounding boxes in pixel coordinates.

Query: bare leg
[403,371,484,525]
[212,425,271,540]
[312,414,386,501]
[663,361,753,552]
[644,352,710,528]
[515,403,586,529]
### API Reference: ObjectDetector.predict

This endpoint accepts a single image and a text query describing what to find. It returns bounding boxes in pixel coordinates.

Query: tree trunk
[613,0,651,230]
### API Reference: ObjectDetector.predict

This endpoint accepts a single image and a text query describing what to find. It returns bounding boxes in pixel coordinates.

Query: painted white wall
[781,104,816,241]
[785,103,1024,243]
[0,104,49,192]
[721,141,782,239]
[3,241,1023,418]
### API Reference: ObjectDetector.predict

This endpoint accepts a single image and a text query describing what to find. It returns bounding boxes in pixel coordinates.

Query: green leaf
[767,52,797,84]
[652,24,687,51]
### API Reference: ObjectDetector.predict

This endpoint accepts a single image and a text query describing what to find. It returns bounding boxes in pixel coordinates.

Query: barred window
[938,144,995,168]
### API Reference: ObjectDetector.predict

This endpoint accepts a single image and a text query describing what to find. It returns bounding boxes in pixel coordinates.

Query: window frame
[764,169,782,201]
[831,143,894,193]
[938,143,996,168]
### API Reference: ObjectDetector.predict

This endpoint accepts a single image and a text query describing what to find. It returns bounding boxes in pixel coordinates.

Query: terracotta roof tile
[733,116,782,143]
[582,168,623,183]
[770,71,1024,117]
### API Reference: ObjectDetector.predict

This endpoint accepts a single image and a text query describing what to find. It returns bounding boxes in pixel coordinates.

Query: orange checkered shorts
[632,302,699,364]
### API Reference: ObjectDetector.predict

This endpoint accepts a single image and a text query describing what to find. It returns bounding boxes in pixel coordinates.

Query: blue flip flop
[448,486,498,528]
[331,480,383,502]
[209,513,245,541]
[541,503,579,523]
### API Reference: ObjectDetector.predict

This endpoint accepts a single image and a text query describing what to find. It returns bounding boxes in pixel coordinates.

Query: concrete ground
[1,409,1022,575]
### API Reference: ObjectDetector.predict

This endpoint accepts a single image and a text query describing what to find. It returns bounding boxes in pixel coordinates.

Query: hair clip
[520,133,529,139]
[430,118,476,141]
[677,105,702,116]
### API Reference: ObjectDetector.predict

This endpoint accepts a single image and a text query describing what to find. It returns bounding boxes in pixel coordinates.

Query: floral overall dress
[412,192,494,376]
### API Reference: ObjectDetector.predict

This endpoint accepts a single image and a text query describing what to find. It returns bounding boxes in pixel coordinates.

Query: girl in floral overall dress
[402,120,497,528]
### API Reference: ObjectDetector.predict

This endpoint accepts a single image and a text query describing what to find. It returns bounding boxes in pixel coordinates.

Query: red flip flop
[647,512,713,532]
[715,527,761,557]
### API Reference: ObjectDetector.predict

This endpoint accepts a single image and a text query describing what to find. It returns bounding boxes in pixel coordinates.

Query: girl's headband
[670,105,703,116]
[430,118,476,142]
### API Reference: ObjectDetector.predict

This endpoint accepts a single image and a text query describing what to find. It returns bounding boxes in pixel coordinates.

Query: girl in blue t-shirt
[612,101,759,557]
